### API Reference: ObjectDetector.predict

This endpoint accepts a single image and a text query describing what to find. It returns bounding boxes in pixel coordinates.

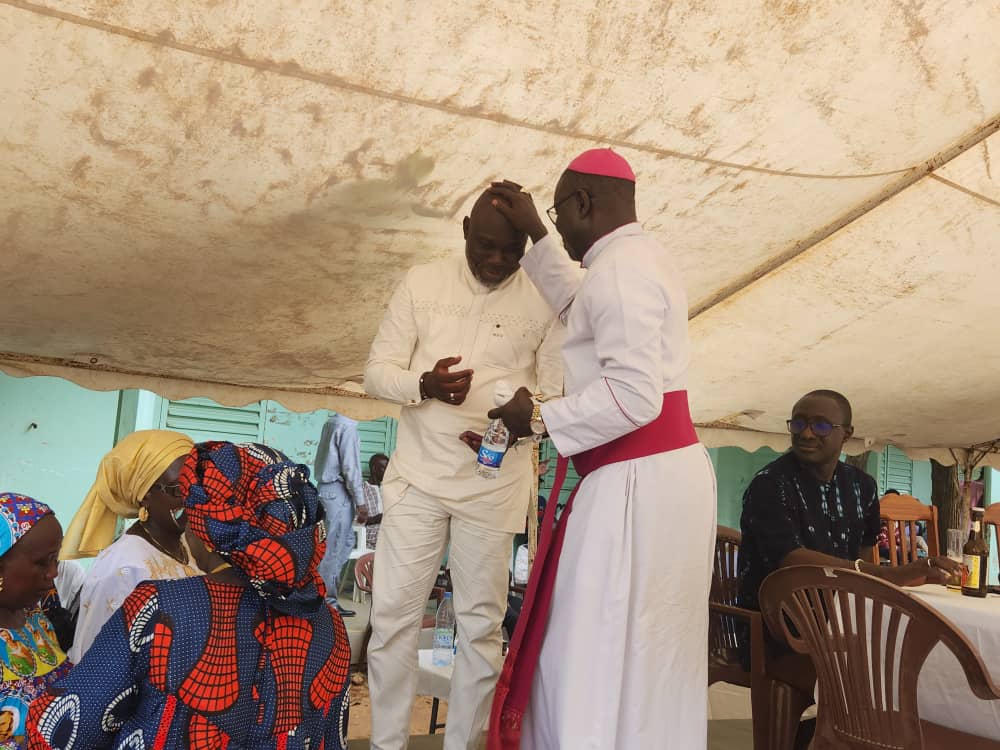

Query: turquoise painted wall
[910,460,932,503]
[260,402,332,468]
[136,394,399,483]
[0,373,119,527]
[709,446,785,528]
[4,373,995,584]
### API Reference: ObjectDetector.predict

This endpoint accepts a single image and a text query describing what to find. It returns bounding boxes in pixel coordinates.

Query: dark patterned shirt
[738,452,880,610]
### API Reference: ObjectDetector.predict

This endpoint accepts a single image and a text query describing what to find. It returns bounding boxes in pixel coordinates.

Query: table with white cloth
[416,648,452,734]
[908,585,1000,741]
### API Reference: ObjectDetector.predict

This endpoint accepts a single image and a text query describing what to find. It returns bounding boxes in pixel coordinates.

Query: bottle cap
[444,591,452,599]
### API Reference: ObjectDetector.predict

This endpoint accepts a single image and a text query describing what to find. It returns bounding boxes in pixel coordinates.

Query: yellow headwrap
[60,430,194,559]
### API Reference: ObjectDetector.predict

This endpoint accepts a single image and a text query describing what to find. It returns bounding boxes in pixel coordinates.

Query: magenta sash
[487,390,698,748]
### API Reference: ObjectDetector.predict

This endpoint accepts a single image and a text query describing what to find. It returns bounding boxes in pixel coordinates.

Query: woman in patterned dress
[0,494,70,748]
[28,442,351,750]
[62,430,203,662]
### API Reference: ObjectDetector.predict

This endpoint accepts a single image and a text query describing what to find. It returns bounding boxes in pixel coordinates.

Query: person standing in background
[314,413,368,617]
[363,453,390,550]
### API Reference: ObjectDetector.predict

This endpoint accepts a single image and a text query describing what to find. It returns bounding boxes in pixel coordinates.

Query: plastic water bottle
[432,592,455,667]
[476,381,513,480]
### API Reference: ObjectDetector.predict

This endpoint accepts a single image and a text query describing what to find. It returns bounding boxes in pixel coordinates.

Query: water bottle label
[477,446,504,468]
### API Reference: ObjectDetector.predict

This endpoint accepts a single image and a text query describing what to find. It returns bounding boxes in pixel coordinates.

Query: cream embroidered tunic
[365,256,564,532]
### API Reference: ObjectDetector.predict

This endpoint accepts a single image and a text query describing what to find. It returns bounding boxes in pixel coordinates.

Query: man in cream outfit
[364,188,563,750]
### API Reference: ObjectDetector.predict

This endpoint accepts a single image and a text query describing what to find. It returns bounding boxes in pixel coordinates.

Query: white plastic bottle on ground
[432,592,455,667]
[476,381,513,480]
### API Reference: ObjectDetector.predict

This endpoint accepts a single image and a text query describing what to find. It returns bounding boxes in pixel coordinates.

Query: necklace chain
[138,524,190,567]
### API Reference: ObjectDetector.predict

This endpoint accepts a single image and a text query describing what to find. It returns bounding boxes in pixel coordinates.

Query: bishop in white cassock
[363,188,564,750]
[487,150,717,750]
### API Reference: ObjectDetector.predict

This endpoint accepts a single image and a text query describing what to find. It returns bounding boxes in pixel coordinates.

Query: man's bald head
[463,188,528,288]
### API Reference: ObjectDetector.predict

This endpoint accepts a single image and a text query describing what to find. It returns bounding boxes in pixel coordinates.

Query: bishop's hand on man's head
[488,181,549,244]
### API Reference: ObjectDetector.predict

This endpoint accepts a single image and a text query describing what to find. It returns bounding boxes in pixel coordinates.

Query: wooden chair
[709,526,754,688]
[708,526,816,749]
[872,493,940,566]
[353,552,376,672]
[759,565,1000,749]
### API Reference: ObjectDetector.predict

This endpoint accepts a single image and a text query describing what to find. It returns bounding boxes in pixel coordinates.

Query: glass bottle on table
[961,507,988,598]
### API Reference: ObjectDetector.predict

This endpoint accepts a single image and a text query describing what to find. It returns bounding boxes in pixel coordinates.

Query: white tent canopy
[2,1,999,461]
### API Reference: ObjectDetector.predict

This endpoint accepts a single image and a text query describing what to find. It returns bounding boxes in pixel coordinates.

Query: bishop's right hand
[488,181,548,243]
[421,356,474,406]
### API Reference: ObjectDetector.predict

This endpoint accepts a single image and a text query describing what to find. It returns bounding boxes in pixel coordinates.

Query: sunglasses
[154,482,185,499]
[786,418,846,437]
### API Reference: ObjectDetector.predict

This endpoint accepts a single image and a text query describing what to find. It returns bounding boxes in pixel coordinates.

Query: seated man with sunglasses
[738,389,960,618]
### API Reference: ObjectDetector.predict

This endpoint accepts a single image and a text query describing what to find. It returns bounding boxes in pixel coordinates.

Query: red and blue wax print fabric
[179,442,330,618]
[26,575,351,749]
[26,445,350,749]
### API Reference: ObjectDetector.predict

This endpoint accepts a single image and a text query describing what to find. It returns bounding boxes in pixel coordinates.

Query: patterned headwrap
[0,493,54,557]
[179,442,327,617]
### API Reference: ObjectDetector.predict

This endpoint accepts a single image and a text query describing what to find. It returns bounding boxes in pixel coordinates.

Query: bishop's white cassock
[520,223,717,750]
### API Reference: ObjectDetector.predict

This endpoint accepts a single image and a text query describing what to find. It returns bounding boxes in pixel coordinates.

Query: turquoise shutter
[879,446,913,496]
[359,417,398,478]
[539,439,580,507]
[158,397,264,444]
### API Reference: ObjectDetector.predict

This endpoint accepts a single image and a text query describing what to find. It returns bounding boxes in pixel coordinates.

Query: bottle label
[963,554,982,588]
[477,446,504,469]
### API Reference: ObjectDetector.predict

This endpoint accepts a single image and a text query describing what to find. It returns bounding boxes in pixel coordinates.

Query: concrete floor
[346,719,754,749]
[341,577,755,748]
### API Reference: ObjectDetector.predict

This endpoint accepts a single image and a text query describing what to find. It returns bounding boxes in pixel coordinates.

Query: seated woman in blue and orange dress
[0,494,70,749]
[27,442,351,750]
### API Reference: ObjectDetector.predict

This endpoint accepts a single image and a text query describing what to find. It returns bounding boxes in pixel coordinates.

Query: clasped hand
[459,387,535,453]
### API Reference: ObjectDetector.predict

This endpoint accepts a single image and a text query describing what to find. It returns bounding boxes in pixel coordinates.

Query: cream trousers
[368,482,513,750]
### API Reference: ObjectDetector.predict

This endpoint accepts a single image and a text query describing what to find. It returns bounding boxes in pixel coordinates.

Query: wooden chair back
[708,526,752,687]
[759,565,1000,749]
[712,526,742,606]
[874,493,940,566]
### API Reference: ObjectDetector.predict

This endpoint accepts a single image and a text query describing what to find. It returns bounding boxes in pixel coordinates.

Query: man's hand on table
[488,387,535,439]
[488,181,549,244]
[878,556,962,587]
[421,356,473,405]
